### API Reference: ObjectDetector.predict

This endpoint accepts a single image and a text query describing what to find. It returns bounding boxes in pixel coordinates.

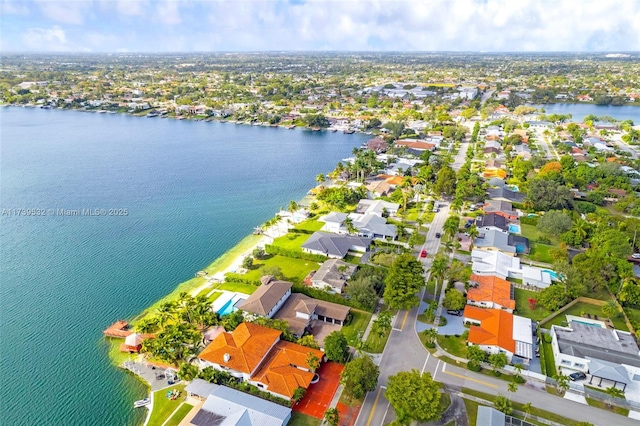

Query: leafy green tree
[604,386,625,406]
[242,256,253,269]
[442,289,466,311]
[297,335,320,349]
[554,373,570,394]
[522,402,532,421]
[619,278,640,306]
[526,179,574,211]
[494,394,513,415]
[292,387,306,403]
[433,166,457,196]
[304,114,329,128]
[538,284,569,311]
[536,210,573,235]
[507,382,518,399]
[385,370,442,425]
[488,352,508,373]
[372,311,392,338]
[346,275,379,310]
[306,352,321,372]
[383,254,425,310]
[324,331,350,363]
[252,247,266,259]
[341,356,380,399]
[324,408,339,426]
[601,300,619,318]
[467,345,488,363]
[178,363,199,381]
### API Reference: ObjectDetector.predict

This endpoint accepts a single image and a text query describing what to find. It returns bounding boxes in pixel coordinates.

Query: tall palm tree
[315,174,326,188]
[288,200,299,213]
[507,382,518,400]
[429,255,449,299]
[157,301,177,327]
[522,402,532,421]
[443,215,460,241]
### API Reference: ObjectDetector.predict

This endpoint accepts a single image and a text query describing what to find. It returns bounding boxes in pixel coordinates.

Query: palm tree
[604,386,625,407]
[315,173,326,188]
[507,382,518,399]
[157,301,177,327]
[451,196,463,213]
[288,200,299,213]
[344,216,358,235]
[522,402,532,421]
[423,327,438,345]
[429,255,449,299]
[554,373,570,395]
[443,215,460,241]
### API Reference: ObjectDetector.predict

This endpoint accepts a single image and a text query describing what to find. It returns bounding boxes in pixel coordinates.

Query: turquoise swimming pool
[542,269,558,280]
[508,224,521,233]
[217,298,236,316]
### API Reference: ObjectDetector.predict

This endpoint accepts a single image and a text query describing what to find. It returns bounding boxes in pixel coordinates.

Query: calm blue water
[528,103,640,123]
[0,107,366,425]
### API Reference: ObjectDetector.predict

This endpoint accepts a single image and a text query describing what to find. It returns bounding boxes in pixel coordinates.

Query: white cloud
[35,0,89,25]
[1,0,30,16]
[155,0,182,25]
[23,25,68,50]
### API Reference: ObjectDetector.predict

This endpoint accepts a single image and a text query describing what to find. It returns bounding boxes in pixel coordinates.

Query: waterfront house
[187,380,292,426]
[197,322,324,400]
[238,276,292,319]
[301,232,372,259]
[356,199,399,216]
[475,213,509,232]
[463,305,533,363]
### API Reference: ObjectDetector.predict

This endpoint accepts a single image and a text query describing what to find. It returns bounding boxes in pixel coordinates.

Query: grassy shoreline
[131,233,263,323]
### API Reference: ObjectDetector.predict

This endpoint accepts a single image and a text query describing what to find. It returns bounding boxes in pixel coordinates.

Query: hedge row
[224,276,261,286]
[264,244,328,262]
[291,283,371,312]
[289,228,315,235]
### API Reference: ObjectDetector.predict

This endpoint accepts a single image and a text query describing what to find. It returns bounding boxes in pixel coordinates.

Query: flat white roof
[513,315,533,345]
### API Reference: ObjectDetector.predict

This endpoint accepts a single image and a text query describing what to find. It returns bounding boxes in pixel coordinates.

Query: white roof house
[471,249,554,289]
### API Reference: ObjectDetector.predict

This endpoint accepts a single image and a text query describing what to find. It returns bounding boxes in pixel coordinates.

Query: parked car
[632,253,640,259]
[420,250,428,258]
[447,310,462,316]
[435,232,441,238]
[569,372,587,381]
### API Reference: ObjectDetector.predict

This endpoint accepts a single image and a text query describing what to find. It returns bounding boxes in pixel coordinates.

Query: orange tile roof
[463,306,515,353]
[468,274,515,310]
[395,140,435,151]
[198,323,281,374]
[251,341,324,399]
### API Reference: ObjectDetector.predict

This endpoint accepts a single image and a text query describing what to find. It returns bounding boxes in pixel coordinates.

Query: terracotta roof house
[394,139,436,155]
[198,323,282,379]
[238,277,292,318]
[366,180,393,197]
[198,322,324,401]
[463,306,533,363]
[483,167,507,179]
[311,259,357,294]
[467,274,516,312]
[301,232,372,259]
[272,293,350,341]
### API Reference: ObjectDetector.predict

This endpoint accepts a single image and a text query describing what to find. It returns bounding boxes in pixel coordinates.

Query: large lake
[527,103,640,123]
[0,107,367,425]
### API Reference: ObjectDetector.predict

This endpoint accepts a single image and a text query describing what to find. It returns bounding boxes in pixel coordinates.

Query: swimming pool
[572,320,605,328]
[508,224,521,233]
[217,298,236,316]
[542,269,558,280]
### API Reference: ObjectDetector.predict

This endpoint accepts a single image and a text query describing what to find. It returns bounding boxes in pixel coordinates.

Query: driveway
[437,311,466,336]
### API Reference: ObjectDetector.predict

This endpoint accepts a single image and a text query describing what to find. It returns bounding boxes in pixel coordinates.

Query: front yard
[341,309,372,346]
[514,288,551,321]
[436,334,468,358]
[228,254,321,285]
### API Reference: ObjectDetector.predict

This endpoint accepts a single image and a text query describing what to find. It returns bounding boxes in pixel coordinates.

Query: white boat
[133,398,151,408]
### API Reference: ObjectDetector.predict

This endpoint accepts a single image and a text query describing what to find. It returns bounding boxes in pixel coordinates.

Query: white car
[633,253,640,259]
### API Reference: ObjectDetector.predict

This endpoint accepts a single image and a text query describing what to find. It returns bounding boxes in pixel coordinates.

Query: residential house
[484,140,502,155]
[483,163,507,179]
[577,94,593,102]
[486,177,506,187]
[467,274,516,312]
[487,187,525,203]
[356,199,400,216]
[310,259,357,294]
[197,322,324,400]
[272,293,350,342]
[463,305,533,363]
[318,212,397,240]
[483,200,519,221]
[470,249,553,288]
[512,129,529,143]
[240,277,351,341]
[365,179,393,197]
[238,277,292,319]
[301,232,372,259]
[476,407,506,426]
[551,319,640,394]
[475,213,509,233]
[186,380,292,426]
[473,228,529,255]
[394,139,436,156]
[513,144,532,159]
[525,120,553,129]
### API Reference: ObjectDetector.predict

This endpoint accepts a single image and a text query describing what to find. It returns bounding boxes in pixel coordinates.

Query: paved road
[354,137,639,426]
[533,128,559,160]
[610,133,639,160]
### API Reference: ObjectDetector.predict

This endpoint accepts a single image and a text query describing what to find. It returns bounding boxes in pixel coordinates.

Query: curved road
[354,139,638,426]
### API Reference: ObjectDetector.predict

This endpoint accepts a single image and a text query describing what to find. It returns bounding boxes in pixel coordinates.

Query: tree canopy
[324,331,350,363]
[383,254,425,310]
[385,370,442,425]
[341,356,380,399]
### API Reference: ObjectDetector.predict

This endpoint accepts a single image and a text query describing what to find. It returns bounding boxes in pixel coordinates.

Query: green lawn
[514,288,551,321]
[520,224,560,245]
[147,384,187,426]
[543,301,627,330]
[287,412,321,426]
[341,309,372,346]
[207,291,223,303]
[165,403,194,426]
[272,233,309,251]
[364,322,391,353]
[218,282,259,295]
[462,397,481,426]
[526,243,555,264]
[436,334,468,358]
[343,254,361,264]
[585,397,630,416]
[540,339,556,377]
[293,219,324,232]
[229,255,320,285]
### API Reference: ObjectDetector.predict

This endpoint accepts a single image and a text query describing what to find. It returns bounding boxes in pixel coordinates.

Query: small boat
[134,398,151,408]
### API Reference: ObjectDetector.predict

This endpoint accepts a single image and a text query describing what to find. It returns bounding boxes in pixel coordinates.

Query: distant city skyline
[1,0,639,53]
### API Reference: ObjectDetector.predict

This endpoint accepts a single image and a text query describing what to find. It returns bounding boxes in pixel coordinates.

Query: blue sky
[1,0,639,52]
